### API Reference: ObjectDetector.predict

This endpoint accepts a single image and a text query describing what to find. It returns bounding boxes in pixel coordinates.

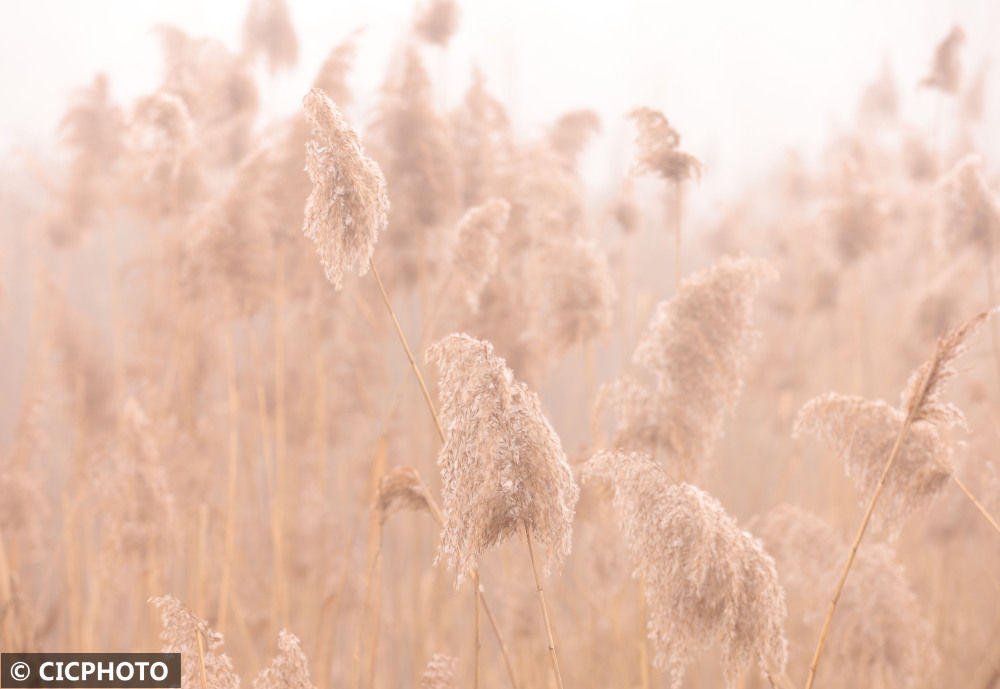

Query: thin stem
[524,524,566,689]
[479,591,520,689]
[982,226,1000,389]
[217,289,239,633]
[674,179,683,293]
[195,629,209,689]
[368,258,446,442]
[951,473,1000,536]
[473,570,481,689]
[638,576,650,689]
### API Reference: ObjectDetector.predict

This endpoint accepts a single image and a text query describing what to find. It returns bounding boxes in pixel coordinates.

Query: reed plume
[428,332,575,689]
[602,255,775,479]
[153,26,259,166]
[376,466,436,525]
[446,198,510,313]
[939,155,999,251]
[450,69,512,206]
[414,0,461,47]
[419,653,458,689]
[799,309,994,689]
[628,107,701,183]
[123,91,205,217]
[301,88,389,290]
[527,237,616,356]
[369,47,459,287]
[795,310,992,531]
[919,25,965,94]
[583,450,788,688]
[41,74,124,246]
[548,109,601,170]
[426,333,578,583]
[150,595,239,689]
[312,32,360,107]
[253,630,315,689]
[242,0,299,75]
[796,394,952,530]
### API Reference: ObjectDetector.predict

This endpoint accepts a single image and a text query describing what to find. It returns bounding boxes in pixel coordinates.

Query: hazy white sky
[1,0,997,199]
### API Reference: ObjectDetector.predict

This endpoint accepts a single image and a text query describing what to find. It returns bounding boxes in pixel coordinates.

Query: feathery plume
[427,333,578,584]
[527,237,616,356]
[376,466,434,524]
[124,91,205,216]
[369,47,459,287]
[301,88,389,289]
[795,310,992,530]
[961,60,990,121]
[450,69,512,206]
[448,198,510,312]
[42,74,125,246]
[609,176,641,235]
[181,144,277,316]
[149,595,239,689]
[795,395,953,529]
[602,255,775,478]
[938,155,1000,251]
[312,31,360,107]
[583,451,788,688]
[242,0,299,74]
[628,107,701,182]
[253,630,315,689]
[919,25,965,93]
[414,0,461,47]
[419,654,458,689]
[857,61,899,124]
[153,26,259,165]
[548,109,601,170]
[95,399,177,577]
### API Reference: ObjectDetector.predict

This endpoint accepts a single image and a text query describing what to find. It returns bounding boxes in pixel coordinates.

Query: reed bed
[2,5,1000,689]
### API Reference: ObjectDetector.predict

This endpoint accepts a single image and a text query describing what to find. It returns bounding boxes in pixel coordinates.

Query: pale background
[1,0,998,199]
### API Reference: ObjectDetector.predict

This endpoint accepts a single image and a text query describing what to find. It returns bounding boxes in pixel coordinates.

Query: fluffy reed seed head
[302,88,389,289]
[548,109,601,169]
[449,198,510,313]
[149,595,239,689]
[418,654,458,689]
[602,255,775,478]
[414,0,461,47]
[628,106,701,182]
[376,466,434,525]
[939,155,1000,251]
[795,310,993,530]
[427,333,578,585]
[527,237,616,356]
[920,25,965,93]
[312,32,360,107]
[583,451,788,688]
[252,630,315,689]
[242,0,299,75]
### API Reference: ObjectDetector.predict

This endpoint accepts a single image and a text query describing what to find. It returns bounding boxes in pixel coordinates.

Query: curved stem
[369,258,446,442]
[951,473,1000,536]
